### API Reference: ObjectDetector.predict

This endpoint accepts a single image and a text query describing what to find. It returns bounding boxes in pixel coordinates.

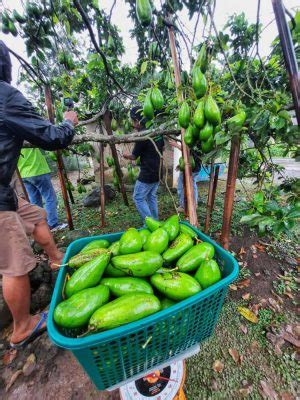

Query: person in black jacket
[0,41,78,347]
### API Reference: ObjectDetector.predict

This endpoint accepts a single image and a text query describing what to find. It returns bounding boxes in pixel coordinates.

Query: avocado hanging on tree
[136,0,152,26]
[178,101,190,129]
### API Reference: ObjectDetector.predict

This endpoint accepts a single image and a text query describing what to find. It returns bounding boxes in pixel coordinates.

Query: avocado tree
[1,0,298,243]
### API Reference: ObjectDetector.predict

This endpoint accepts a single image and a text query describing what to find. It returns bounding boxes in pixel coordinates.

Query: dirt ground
[0,184,298,399]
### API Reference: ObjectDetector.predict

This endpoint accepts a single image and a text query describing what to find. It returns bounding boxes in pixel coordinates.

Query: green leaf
[253,191,264,207]
[65,20,71,35]
[240,213,261,224]
[269,114,285,130]
[36,50,46,62]
[264,200,280,213]
[283,219,295,230]
[53,15,59,25]
[140,61,148,75]
[287,210,300,219]
[215,131,230,146]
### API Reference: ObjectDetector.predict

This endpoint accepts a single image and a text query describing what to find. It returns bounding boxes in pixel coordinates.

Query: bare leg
[2,275,46,344]
[33,219,63,269]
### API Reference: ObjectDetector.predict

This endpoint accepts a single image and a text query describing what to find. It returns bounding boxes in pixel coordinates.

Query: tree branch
[8,48,47,85]
[24,124,179,147]
[208,6,259,104]
[72,0,126,94]
[108,0,117,23]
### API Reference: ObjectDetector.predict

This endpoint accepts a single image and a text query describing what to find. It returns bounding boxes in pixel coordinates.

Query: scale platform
[120,360,186,400]
[118,344,200,400]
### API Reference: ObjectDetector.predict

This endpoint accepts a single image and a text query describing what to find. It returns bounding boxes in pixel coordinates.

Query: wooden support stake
[103,111,129,207]
[211,165,220,212]
[204,161,215,233]
[44,85,74,230]
[221,136,241,249]
[98,143,105,227]
[167,21,198,227]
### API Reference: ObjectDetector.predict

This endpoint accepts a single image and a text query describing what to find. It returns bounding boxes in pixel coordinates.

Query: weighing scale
[119,360,186,400]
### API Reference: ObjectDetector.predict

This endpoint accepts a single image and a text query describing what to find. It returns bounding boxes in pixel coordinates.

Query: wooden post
[211,164,220,212]
[103,111,129,207]
[44,85,74,230]
[98,143,105,227]
[204,161,215,233]
[167,22,198,227]
[16,167,29,202]
[204,164,220,233]
[221,136,241,249]
[272,0,300,125]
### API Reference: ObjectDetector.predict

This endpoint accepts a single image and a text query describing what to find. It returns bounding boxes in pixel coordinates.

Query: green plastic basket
[47,223,239,390]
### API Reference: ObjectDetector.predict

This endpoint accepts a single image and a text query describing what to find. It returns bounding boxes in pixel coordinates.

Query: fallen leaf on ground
[211,378,218,390]
[228,348,241,364]
[238,307,258,323]
[280,391,295,400]
[229,284,238,291]
[238,247,247,256]
[5,370,22,392]
[240,324,248,334]
[251,304,260,315]
[239,384,253,397]
[254,272,261,277]
[250,341,260,352]
[255,243,265,252]
[242,293,251,301]
[259,380,278,400]
[292,325,300,338]
[212,360,224,373]
[268,297,281,313]
[253,254,258,259]
[284,292,294,299]
[266,332,284,356]
[282,332,300,348]
[271,290,284,304]
[237,279,251,289]
[3,349,17,366]
[22,353,36,376]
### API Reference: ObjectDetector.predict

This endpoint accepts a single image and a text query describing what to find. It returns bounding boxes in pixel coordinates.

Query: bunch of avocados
[54,215,222,336]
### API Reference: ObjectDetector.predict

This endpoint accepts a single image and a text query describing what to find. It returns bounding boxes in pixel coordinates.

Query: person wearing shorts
[0,41,78,347]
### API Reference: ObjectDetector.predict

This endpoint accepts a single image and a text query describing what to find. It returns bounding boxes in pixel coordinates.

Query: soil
[229,229,297,313]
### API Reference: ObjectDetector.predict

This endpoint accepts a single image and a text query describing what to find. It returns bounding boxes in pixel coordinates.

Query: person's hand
[168,138,181,150]
[64,111,78,126]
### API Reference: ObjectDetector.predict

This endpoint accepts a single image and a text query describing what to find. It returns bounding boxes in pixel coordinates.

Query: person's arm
[4,88,78,150]
[124,142,144,161]
[123,154,137,161]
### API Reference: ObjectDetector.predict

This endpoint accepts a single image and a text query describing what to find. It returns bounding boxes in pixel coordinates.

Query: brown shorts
[0,197,47,277]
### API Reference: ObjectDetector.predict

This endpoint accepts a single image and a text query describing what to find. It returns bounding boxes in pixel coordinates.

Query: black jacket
[0,80,75,211]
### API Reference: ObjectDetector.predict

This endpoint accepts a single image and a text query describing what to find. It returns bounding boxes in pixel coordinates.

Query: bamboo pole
[103,111,129,206]
[221,136,241,249]
[272,0,300,125]
[44,85,74,230]
[167,22,198,227]
[204,161,215,233]
[98,143,105,227]
[211,164,220,212]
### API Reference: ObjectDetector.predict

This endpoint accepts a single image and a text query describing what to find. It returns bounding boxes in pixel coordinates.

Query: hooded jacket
[0,41,75,211]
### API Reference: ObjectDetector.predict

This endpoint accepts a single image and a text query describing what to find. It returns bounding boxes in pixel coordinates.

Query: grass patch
[185,300,297,399]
